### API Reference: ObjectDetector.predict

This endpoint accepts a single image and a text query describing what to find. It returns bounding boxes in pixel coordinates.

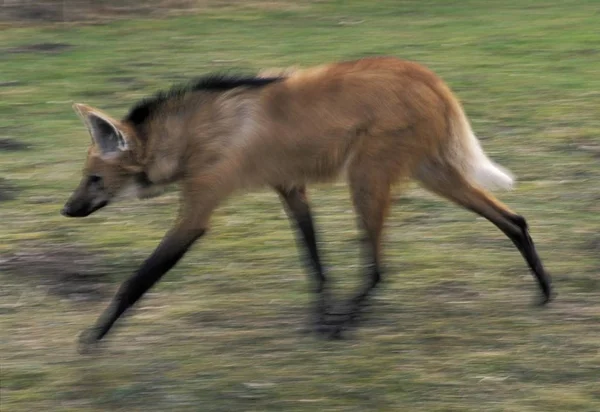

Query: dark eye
[88,175,103,185]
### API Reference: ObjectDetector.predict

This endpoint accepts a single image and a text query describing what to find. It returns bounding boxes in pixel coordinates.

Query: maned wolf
[62,56,553,351]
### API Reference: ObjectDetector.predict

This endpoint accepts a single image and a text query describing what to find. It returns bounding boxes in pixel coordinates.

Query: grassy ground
[1,1,599,410]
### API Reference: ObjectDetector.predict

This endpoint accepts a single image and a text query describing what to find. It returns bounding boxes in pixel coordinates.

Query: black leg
[500,214,553,304]
[329,226,384,339]
[78,225,205,352]
[275,186,329,332]
[417,166,553,305]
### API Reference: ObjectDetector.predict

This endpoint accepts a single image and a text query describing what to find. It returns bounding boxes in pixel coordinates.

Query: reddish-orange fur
[64,56,552,349]
[72,57,512,223]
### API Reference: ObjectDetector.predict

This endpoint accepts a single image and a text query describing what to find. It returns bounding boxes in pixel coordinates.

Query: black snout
[61,202,89,217]
[61,200,108,218]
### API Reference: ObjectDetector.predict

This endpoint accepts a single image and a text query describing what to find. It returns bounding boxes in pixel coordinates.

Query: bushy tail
[473,151,514,190]
[448,98,515,191]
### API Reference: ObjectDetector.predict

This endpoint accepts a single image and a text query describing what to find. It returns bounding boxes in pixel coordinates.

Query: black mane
[124,73,284,126]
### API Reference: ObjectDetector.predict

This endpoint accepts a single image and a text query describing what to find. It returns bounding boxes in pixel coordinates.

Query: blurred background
[1,1,599,411]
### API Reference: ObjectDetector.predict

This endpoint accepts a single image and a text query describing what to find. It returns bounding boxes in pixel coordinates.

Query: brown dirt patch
[0,178,20,202]
[0,137,30,151]
[1,0,310,24]
[1,0,195,23]
[0,244,112,302]
[0,81,24,87]
[6,42,73,54]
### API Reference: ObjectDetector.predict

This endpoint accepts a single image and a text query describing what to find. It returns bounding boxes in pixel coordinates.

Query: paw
[327,324,347,340]
[321,312,355,340]
[537,289,556,306]
[77,328,101,355]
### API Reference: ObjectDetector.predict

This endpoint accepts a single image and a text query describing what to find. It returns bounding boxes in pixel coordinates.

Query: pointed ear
[73,103,130,157]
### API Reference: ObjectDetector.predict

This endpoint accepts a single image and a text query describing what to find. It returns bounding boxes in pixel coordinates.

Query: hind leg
[417,166,553,304]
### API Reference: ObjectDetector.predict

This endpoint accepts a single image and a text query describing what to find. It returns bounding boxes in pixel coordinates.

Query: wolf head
[61,104,161,218]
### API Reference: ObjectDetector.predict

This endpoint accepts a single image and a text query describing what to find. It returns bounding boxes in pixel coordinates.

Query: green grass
[1,1,599,410]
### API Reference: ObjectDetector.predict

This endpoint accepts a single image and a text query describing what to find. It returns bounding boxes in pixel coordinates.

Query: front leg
[77,176,230,353]
[275,186,330,334]
[78,222,205,352]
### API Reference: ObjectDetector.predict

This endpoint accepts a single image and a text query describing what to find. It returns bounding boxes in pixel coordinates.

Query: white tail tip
[474,161,515,191]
